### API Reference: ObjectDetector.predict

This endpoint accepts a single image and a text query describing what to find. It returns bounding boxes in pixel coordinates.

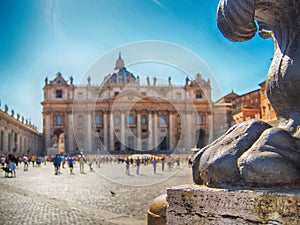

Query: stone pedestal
[167,185,300,225]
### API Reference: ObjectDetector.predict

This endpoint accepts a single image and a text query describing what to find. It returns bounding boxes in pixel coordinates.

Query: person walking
[88,157,94,172]
[53,154,61,175]
[23,155,29,171]
[152,157,157,174]
[9,159,16,178]
[161,156,165,171]
[78,152,86,174]
[95,155,100,168]
[125,157,130,175]
[68,155,76,174]
[136,157,141,175]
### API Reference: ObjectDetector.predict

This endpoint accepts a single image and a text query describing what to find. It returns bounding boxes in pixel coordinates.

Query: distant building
[221,89,261,124]
[42,54,216,154]
[220,81,278,126]
[0,106,43,155]
[259,81,277,125]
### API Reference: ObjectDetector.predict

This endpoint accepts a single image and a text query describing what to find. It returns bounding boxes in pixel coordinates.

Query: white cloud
[42,0,63,38]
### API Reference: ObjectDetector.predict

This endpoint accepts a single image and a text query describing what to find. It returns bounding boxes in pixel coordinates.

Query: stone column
[45,112,51,153]
[120,111,125,151]
[147,111,153,150]
[87,111,92,153]
[67,112,74,152]
[185,111,192,150]
[207,111,213,143]
[3,130,8,153]
[153,111,158,150]
[103,111,108,151]
[137,111,142,151]
[169,111,174,150]
[109,112,114,151]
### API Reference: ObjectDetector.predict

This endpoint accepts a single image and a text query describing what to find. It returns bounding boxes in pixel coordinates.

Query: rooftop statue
[193,0,300,187]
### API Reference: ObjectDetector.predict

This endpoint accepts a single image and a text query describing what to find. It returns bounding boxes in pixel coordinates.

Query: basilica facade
[42,54,216,154]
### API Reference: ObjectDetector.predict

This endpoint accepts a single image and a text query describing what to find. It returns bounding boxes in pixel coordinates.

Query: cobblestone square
[0,159,192,225]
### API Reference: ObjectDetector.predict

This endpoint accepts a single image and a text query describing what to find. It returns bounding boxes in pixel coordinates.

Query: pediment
[114,90,145,102]
[50,72,68,86]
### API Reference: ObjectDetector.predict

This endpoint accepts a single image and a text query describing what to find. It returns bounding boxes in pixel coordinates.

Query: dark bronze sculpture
[193,0,300,188]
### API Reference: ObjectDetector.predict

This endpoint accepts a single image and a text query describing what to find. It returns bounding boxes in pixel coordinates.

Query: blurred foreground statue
[193,0,300,188]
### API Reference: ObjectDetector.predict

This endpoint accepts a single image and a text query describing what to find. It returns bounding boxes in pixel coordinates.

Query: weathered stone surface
[239,127,300,187]
[167,185,300,225]
[193,119,271,187]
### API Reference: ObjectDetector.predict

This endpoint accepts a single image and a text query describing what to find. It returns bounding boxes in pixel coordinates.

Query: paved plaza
[0,158,192,225]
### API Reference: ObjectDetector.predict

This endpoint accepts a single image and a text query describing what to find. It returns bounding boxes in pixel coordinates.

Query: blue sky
[0,0,274,131]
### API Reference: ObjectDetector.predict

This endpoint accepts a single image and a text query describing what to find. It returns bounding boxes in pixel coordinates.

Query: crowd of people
[0,154,44,178]
[1,152,190,178]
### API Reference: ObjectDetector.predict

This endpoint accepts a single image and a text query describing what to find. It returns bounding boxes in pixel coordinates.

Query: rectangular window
[56,115,62,126]
[160,114,166,125]
[95,114,101,125]
[128,114,134,125]
[196,90,202,99]
[197,115,203,125]
[141,115,147,125]
[56,90,63,98]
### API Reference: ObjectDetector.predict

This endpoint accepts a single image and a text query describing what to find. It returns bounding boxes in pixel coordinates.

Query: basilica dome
[106,53,136,85]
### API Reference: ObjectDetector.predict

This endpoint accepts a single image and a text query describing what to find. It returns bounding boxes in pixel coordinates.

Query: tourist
[53,154,61,175]
[176,156,180,169]
[36,156,42,166]
[31,155,36,167]
[9,156,16,178]
[167,157,172,171]
[95,155,100,168]
[1,154,5,166]
[125,157,130,175]
[161,156,165,171]
[78,152,86,174]
[88,157,94,172]
[152,157,157,174]
[67,155,76,174]
[61,155,66,169]
[130,157,134,168]
[23,155,29,171]
[136,156,141,175]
